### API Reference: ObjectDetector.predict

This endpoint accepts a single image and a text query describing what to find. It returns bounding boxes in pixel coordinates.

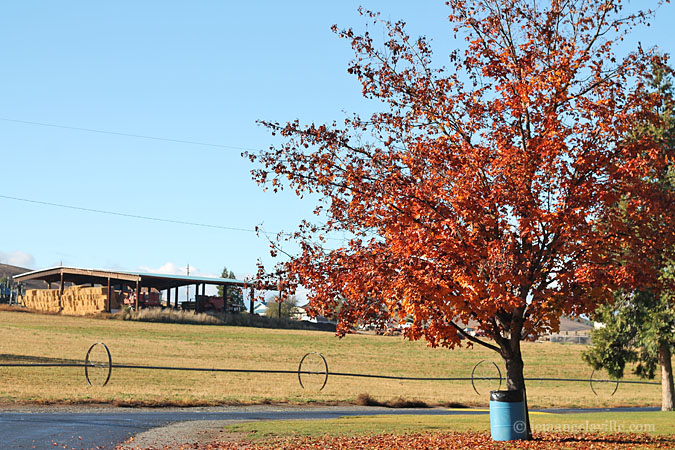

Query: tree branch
[450,320,501,352]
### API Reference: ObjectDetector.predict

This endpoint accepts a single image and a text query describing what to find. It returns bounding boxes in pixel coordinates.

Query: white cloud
[0,250,35,268]
[139,262,219,279]
[140,262,186,276]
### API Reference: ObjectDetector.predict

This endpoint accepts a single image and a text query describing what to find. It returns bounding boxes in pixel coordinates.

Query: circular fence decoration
[297,352,328,391]
[589,370,619,397]
[84,342,112,386]
[471,360,502,395]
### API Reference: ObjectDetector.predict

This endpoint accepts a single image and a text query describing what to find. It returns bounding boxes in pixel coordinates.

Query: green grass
[227,413,489,438]
[0,309,669,408]
[225,412,675,439]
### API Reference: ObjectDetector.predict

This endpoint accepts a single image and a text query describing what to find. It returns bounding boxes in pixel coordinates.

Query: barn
[13,266,257,315]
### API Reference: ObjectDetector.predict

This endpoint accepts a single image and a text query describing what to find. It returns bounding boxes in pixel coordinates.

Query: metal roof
[13,266,255,291]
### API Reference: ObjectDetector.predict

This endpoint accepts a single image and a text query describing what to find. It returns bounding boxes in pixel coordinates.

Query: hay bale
[20,286,119,314]
[20,289,61,312]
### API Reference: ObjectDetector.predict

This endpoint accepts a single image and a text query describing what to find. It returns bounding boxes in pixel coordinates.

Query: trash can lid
[490,390,524,402]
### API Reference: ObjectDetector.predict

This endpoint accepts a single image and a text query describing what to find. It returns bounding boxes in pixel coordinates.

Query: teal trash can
[489,390,527,441]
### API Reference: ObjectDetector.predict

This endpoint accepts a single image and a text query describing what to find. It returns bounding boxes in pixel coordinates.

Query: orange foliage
[120,432,675,450]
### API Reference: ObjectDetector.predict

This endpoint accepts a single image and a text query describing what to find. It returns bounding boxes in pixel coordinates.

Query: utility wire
[0,117,257,151]
[0,117,351,241]
[0,194,349,242]
[0,194,257,233]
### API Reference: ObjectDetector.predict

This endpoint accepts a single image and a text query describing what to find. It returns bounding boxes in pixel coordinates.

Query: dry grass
[0,310,667,408]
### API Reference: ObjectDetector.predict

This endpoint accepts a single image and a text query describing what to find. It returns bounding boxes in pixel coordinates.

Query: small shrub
[110,307,336,332]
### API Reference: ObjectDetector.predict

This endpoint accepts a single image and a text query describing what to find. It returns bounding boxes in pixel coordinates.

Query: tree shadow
[0,353,82,365]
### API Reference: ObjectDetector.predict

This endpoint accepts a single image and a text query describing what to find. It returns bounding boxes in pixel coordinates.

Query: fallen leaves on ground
[118,432,675,450]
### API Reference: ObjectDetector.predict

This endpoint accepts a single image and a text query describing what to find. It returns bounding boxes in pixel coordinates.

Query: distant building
[296,303,335,324]
[543,316,594,345]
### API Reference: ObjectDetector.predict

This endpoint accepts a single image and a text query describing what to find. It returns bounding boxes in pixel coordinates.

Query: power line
[0,194,349,243]
[0,194,257,233]
[0,116,258,151]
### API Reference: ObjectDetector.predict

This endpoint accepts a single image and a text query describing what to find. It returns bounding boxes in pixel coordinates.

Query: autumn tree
[246,0,675,432]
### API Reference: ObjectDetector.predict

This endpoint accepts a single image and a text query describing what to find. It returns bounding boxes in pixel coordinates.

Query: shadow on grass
[0,353,82,365]
[355,393,469,409]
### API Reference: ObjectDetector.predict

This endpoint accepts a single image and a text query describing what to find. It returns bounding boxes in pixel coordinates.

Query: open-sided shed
[13,266,257,313]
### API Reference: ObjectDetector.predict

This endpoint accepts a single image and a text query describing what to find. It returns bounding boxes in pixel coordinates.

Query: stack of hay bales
[21,286,123,315]
[61,285,123,315]
[20,289,61,312]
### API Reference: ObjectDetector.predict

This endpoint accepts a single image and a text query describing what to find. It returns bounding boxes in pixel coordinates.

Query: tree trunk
[503,343,532,439]
[659,342,675,411]
[505,355,525,391]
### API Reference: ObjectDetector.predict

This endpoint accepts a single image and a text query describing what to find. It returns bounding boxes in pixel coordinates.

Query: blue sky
[1,1,673,294]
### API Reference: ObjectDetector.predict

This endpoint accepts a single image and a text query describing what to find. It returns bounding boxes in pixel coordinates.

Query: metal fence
[0,342,659,397]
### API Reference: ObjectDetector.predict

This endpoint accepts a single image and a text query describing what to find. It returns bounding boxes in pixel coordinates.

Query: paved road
[0,405,660,450]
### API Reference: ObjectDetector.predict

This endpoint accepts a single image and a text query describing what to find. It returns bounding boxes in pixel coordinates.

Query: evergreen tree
[584,289,674,410]
[217,267,245,312]
[584,63,675,411]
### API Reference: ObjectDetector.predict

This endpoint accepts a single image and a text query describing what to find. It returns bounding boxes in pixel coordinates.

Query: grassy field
[225,411,675,438]
[219,414,675,450]
[0,310,667,408]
